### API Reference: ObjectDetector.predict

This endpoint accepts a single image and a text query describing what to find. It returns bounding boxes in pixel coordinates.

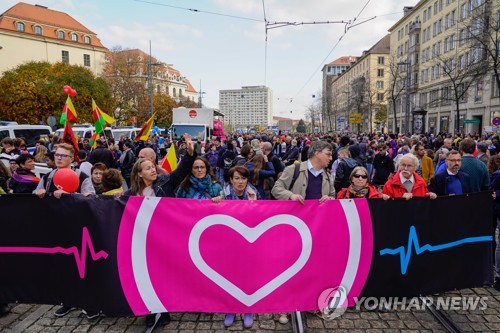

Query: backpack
[222,151,236,171]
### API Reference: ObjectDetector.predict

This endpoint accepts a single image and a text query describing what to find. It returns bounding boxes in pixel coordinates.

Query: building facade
[321,56,358,132]
[388,0,500,135]
[330,35,391,133]
[0,3,107,75]
[105,49,197,104]
[219,86,273,130]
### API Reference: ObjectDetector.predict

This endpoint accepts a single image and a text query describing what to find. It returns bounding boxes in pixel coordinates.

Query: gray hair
[398,153,419,170]
[308,140,333,159]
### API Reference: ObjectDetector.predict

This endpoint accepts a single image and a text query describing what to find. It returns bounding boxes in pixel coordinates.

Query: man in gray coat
[272,140,335,204]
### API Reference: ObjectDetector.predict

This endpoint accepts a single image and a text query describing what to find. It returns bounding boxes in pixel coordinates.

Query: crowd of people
[0,129,499,328]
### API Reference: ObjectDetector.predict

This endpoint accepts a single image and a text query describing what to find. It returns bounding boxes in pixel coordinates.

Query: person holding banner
[272,140,335,205]
[382,154,437,200]
[126,134,195,328]
[221,165,257,328]
[336,166,389,200]
[176,157,223,202]
[33,143,95,199]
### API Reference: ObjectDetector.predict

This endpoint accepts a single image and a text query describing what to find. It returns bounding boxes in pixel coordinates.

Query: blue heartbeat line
[379,225,492,275]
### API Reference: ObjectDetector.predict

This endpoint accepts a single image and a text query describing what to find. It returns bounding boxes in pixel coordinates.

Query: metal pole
[148,40,153,117]
[405,62,410,134]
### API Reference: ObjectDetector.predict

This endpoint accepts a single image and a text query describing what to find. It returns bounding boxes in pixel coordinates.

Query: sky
[3,0,417,120]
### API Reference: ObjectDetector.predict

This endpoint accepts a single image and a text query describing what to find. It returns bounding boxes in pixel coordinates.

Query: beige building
[106,49,198,104]
[388,0,500,135]
[330,35,391,132]
[219,86,273,130]
[321,56,358,132]
[0,3,107,75]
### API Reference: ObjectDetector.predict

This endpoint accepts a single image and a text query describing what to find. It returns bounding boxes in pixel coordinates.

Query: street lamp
[198,80,206,108]
[147,41,163,116]
[397,61,411,134]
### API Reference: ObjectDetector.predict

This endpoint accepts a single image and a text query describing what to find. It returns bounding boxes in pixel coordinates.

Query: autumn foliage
[0,61,112,126]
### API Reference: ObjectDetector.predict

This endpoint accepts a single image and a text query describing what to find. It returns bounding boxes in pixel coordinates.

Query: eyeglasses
[54,153,71,159]
[352,174,368,179]
[192,166,206,170]
[400,163,415,169]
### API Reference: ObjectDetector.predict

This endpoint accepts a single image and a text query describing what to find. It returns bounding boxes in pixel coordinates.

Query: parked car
[55,124,113,141]
[111,126,142,144]
[0,124,52,153]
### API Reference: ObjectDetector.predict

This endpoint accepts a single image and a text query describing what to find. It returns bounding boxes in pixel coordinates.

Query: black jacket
[125,152,196,197]
[372,153,395,185]
[88,146,115,168]
[428,170,472,196]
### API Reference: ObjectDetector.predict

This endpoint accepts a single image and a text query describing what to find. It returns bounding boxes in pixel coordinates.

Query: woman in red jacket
[337,166,390,199]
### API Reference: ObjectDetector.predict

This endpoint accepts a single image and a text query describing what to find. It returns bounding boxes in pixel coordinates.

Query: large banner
[0,192,493,315]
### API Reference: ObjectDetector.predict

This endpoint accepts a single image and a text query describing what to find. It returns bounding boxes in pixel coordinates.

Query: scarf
[348,185,369,198]
[12,169,40,184]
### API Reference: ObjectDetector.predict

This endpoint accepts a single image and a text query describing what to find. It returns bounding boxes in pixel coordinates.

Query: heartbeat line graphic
[0,227,108,279]
[379,225,492,275]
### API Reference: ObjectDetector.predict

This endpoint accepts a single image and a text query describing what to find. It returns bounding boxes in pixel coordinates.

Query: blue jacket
[428,170,472,196]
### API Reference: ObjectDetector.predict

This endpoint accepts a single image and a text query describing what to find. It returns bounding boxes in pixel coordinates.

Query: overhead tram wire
[133,0,263,22]
[290,0,374,103]
[262,0,268,86]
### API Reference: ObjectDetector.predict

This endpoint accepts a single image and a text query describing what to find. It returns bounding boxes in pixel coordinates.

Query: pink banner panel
[118,198,373,314]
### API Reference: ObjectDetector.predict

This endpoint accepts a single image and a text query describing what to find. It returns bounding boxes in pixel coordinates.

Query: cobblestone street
[2,288,500,332]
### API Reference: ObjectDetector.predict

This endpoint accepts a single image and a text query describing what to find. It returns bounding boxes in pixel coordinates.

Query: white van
[0,124,52,152]
[111,127,142,144]
[0,124,53,177]
[55,124,114,142]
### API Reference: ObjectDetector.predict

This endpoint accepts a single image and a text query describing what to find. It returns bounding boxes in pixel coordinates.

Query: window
[439,0,443,11]
[428,6,432,19]
[378,56,385,65]
[438,19,443,33]
[444,37,449,52]
[83,36,91,44]
[377,69,384,77]
[34,25,42,35]
[450,34,455,50]
[423,9,427,22]
[62,50,69,63]
[16,22,25,32]
[70,33,78,41]
[458,55,464,70]
[376,81,384,89]
[83,54,90,67]
[57,30,65,39]
[434,1,438,15]
[461,3,467,19]
[493,75,499,97]
[445,14,450,29]
[451,10,456,26]
[377,93,384,101]
[459,29,465,44]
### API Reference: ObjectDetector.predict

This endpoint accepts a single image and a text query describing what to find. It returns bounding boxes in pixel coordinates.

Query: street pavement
[1,287,500,332]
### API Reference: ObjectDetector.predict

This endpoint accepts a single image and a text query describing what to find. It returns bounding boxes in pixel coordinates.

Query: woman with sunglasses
[337,166,390,199]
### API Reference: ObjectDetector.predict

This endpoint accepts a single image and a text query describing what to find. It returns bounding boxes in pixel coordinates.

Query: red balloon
[53,168,80,193]
[63,85,71,94]
[69,88,77,96]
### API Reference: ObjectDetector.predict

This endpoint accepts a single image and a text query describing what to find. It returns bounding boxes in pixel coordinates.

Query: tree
[103,47,149,125]
[305,93,322,131]
[387,54,406,133]
[464,0,500,101]
[374,104,388,130]
[296,119,307,133]
[433,42,488,133]
[0,61,112,125]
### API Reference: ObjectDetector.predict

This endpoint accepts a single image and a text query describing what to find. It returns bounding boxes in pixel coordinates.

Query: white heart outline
[188,214,312,306]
